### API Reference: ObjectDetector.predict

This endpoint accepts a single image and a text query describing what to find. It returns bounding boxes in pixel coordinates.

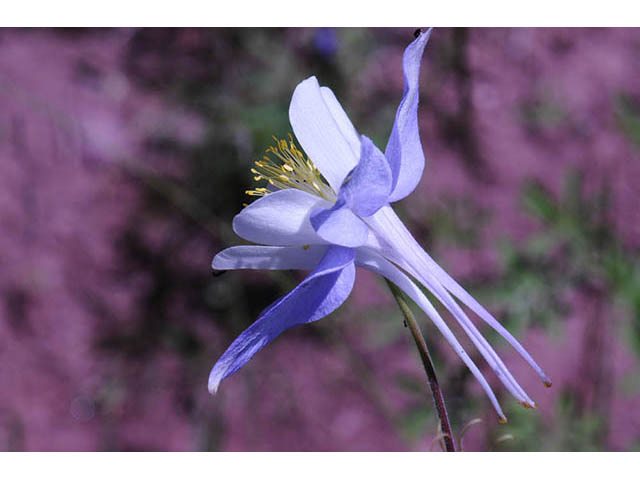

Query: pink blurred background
[1,27,640,451]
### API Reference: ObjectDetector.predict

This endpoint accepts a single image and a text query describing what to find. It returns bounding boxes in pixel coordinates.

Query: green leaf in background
[614,93,640,149]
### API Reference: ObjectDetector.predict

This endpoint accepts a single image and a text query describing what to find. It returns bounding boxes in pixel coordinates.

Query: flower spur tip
[544,380,552,388]
[520,401,536,410]
[208,366,225,395]
[497,416,508,424]
[207,381,220,396]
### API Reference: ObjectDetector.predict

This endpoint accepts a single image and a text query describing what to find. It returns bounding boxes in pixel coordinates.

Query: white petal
[233,189,330,246]
[365,206,534,404]
[355,248,506,420]
[289,76,359,192]
[415,250,552,386]
[366,207,532,403]
[212,245,328,271]
[320,86,361,159]
[365,205,551,388]
[399,259,532,405]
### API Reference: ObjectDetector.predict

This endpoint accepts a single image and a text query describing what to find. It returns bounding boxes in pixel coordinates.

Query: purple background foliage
[1,27,640,451]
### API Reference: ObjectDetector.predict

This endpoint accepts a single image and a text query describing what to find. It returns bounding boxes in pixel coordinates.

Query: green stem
[385,279,456,452]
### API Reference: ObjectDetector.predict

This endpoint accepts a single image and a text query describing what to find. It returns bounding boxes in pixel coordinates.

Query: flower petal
[289,76,359,193]
[385,27,432,202]
[365,205,545,403]
[310,200,369,248]
[355,248,506,420]
[398,258,533,405]
[341,135,392,217]
[365,205,541,402]
[320,86,361,159]
[412,247,552,386]
[232,189,331,246]
[212,245,328,271]
[208,246,356,393]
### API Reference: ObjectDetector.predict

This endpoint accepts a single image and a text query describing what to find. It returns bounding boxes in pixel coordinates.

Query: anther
[245,134,335,202]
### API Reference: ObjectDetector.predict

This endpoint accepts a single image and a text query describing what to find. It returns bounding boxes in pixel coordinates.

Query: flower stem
[385,279,456,452]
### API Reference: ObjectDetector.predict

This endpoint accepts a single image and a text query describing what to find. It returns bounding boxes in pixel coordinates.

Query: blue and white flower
[210,29,550,421]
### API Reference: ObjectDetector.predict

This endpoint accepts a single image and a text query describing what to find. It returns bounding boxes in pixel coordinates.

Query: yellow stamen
[245,134,336,202]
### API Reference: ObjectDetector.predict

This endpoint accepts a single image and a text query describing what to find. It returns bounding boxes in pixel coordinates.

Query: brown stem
[385,279,456,452]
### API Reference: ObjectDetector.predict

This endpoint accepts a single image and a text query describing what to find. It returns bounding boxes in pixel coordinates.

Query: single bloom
[210,29,550,421]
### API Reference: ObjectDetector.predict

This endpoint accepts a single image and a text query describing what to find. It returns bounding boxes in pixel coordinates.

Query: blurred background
[1,27,640,451]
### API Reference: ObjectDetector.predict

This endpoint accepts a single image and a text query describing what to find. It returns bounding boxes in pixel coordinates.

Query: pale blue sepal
[310,199,369,248]
[208,246,355,394]
[212,245,328,271]
[341,135,392,217]
[385,27,432,203]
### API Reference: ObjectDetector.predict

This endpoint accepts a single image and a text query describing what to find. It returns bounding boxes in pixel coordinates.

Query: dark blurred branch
[385,279,456,452]
[119,159,223,239]
[443,28,491,181]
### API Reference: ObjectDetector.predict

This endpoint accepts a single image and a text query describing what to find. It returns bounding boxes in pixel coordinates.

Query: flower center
[246,134,336,202]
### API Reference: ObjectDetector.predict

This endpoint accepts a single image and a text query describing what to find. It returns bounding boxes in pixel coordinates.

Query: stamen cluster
[246,134,336,202]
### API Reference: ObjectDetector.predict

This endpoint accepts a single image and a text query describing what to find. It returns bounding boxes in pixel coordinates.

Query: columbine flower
[210,29,550,421]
